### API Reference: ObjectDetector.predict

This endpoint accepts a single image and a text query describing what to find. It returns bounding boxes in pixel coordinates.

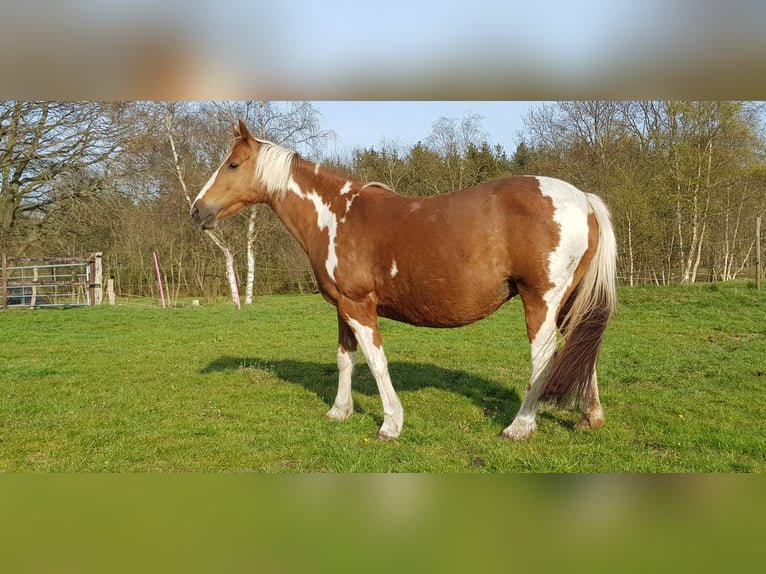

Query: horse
[191,119,617,441]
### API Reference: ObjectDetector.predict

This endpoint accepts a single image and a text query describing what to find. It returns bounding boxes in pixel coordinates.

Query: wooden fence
[1,253,102,309]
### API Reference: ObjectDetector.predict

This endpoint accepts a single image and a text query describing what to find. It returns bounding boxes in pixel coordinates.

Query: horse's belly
[377,279,512,328]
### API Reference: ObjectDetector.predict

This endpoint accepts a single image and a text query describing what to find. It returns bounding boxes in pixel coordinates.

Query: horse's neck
[266,157,350,257]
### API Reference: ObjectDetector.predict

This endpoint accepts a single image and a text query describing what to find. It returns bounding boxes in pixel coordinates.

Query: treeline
[520,102,766,284]
[1,101,764,303]
[0,101,332,301]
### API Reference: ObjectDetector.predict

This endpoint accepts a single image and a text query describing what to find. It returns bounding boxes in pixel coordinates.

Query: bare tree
[521,100,766,284]
[163,102,241,306]
[206,101,332,303]
[424,113,488,190]
[0,101,124,253]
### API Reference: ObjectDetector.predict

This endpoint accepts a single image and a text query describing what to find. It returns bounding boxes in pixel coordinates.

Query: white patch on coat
[341,193,359,223]
[193,157,227,207]
[339,188,364,223]
[339,181,352,195]
[390,260,398,278]
[288,177,339,281]
[537,176,590,300]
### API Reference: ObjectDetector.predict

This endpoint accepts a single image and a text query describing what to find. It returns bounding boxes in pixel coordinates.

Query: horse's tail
[539,193,617,408]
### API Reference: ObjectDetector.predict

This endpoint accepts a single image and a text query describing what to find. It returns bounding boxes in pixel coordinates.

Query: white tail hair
[540,192,617,408]
[565,193,618,326]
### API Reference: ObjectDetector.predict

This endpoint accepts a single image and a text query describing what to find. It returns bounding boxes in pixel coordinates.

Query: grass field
[1,282,764,472]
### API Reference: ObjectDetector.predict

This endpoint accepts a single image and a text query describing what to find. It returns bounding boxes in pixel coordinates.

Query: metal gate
[1,253,102,309]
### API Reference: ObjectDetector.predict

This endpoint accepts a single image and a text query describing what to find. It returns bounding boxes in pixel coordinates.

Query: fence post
[31,265,38,307]
[107,278,116,305]
[89,252,103,305]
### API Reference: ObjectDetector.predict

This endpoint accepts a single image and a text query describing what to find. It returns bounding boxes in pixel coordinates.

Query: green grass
[1,282,765,472]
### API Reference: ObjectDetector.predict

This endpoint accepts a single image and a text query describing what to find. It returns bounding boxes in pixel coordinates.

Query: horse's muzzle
[191,204,217,230]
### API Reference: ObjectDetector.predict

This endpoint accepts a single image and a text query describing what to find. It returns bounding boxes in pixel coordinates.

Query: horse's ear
[237,118,252,142]
[232,121,240,138]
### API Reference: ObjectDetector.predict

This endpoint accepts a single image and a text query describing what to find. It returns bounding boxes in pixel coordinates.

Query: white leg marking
[501,320,558,440]
[347,318,403,439]
[326,347,356,420]
[390,260,398,278]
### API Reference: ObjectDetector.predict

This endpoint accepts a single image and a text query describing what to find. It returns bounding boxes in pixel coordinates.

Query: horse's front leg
[326,313,358,421]
[338,297,404,440]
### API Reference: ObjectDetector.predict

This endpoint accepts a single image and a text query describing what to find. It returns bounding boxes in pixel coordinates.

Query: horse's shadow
[201,356,526,429]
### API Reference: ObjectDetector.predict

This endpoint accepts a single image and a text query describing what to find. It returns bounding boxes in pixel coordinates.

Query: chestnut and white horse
[192,120,617,440]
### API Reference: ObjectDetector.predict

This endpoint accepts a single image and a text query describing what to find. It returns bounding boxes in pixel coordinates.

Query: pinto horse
[192,119,617,441]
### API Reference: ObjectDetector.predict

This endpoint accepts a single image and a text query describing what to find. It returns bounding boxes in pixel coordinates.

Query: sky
[312,101,536,157]
[4,1,764,99]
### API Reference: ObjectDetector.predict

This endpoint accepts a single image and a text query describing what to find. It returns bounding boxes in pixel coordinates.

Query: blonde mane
[253,138,297,200]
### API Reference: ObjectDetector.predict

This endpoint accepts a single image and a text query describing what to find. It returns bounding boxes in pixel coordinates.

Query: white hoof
[377,428,400,441]
[325,403,353,420]
[500,417,537,441]
[377,417,402,441]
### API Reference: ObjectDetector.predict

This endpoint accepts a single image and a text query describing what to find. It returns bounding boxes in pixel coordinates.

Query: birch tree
[208,101,332,303]
[163,103,241,306]
[520,100,766,284]
[661,101,759,282]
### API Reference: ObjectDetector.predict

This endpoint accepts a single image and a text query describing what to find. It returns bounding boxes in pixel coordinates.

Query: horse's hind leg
[500,289,559,440]
[326,313,358,421]
[575,368,604,430]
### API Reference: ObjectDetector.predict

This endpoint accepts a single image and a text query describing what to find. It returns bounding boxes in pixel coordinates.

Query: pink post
[226,249,241,310]
[153,251,166,309]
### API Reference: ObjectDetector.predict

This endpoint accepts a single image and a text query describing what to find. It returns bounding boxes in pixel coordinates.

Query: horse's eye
[228,162,239,170]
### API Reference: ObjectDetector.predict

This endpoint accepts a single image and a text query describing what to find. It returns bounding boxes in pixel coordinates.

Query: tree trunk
[164,106,239,306]
[245,208,257,304]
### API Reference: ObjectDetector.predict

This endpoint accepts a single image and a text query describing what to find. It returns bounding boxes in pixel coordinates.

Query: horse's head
[191,119,266,229]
